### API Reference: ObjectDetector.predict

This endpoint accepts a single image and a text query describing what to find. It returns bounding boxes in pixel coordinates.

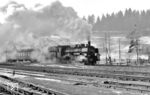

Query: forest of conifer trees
[85,8,150,36]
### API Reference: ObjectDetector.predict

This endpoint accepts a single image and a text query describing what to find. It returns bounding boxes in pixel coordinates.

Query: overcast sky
[0,0,150,20]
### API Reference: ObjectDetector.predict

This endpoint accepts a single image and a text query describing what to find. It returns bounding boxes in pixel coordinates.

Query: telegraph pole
[119,39,121,65]
[87,30,91,65]
[130,24,139,65]
[108,32,111,65]
[5,49,8,62]
[105,33,108,65]
[134,24,139,65]
[136,39,139,64]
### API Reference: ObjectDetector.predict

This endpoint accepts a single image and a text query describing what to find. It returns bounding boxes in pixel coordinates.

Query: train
[48,41,100,65]
[5,41,100,65]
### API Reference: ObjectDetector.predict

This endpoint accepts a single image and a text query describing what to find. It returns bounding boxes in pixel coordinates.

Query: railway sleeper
[104,82,150,94]
[0,76,54,95]
[112,85,150,94]
[25,84,56,95]
[0,85,20,95]
[41,89,57,95]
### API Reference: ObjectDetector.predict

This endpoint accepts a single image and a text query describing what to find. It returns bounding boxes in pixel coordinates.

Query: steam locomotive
[5,41,100,65]
[48,41,100,65]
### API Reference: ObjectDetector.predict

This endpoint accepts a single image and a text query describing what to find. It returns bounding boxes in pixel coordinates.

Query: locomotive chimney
[87,31,91,46]
[88,40,91,46]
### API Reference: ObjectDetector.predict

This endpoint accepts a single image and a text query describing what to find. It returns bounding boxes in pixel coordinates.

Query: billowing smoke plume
[2,1,92,45]
[0,1,92,62]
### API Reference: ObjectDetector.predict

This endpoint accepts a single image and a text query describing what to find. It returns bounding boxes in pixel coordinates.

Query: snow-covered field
[93,35,150,60]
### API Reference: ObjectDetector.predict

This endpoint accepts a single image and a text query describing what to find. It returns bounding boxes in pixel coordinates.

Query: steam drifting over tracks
[0,75,66,95]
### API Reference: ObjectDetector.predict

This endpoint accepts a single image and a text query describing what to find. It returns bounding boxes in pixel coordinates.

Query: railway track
[95,83,150,94]
[0,75,66,95]
[0,83,20,95]
[1,65,150,83]
[1,65,150,94]
[1,71,150,94]
[95,80,150,94]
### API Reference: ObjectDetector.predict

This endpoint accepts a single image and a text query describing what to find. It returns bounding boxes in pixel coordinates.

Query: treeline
[84,8,150,33]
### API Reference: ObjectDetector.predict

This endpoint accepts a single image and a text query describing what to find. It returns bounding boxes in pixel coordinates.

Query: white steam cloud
[0,1,92,62]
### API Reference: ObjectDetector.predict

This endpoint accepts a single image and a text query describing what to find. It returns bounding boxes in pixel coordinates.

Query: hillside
[86,9,150,36]
[83,9,150,61]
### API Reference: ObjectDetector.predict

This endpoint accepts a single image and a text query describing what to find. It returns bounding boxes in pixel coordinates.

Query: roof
[17,48,34,52]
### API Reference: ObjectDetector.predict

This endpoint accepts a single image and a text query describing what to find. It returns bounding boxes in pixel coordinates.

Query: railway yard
[1,34,149,95]
[1,0,150,94]
[0,64,149,95]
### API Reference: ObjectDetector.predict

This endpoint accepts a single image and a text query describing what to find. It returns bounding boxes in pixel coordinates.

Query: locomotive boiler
[48,41,100,65]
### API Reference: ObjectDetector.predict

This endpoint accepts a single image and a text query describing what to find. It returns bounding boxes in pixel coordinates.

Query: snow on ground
[36,77,62,82]
[30,63,80,68]
[0,68,28,78]
[30,64,45,66]
[46,64,77,68]
[31,63,94,69]
[0,68,45,77]
[140,36,150,44]
[35,77,70,84]
[0,68,141,95]
[96,36,150,60]
[19,72,45,77]
[0,72,26,78]
[112,90,123,94]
